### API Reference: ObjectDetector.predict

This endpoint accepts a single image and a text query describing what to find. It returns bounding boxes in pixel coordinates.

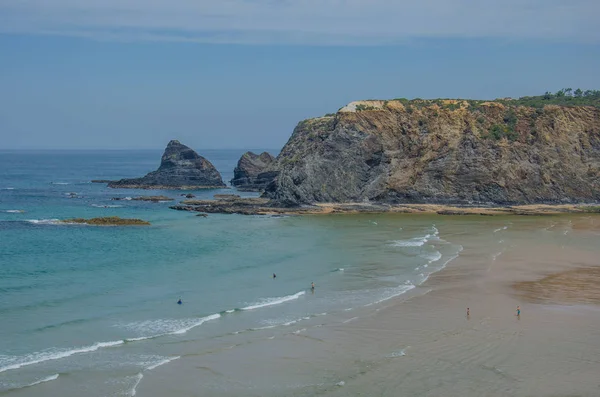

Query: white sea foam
[91,204,123,208]
[280,316,311,327]
[125,336,153,342]
[494,226,509,233]
[1,187,15,190]
[0,340,123,374]
[129,373,144,396]
[389,234,431,247]
[23,374,59,388]
[146,356,180,371]
[51,182,70,185]
[251,324,278,331]
[162,315,220,335]
[241,291,305,311]
[372,285,416,305]
[342,317,359,324]
[422,251,442,263]
[386,347,408,358]
[2,210,25,213]
[26,219,61,225]
[123,313,221,338]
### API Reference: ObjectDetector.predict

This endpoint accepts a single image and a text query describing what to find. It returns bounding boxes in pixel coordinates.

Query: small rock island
[62,217,150,226]
[108,140,226,190]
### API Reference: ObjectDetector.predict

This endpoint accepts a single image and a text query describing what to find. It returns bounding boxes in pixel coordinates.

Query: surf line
[1,291,307,374]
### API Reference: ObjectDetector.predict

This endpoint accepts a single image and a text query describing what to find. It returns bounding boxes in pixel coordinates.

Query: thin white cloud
[0,0,598,44]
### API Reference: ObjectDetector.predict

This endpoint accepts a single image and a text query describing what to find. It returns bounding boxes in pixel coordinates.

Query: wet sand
[138,215,600,397]
[316,217,600,397]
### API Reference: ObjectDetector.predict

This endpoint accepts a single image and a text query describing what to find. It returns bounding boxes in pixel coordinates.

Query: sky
[1,0,599,150]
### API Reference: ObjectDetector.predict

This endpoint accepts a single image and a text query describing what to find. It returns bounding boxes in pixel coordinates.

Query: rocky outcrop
[231,151,278,191]
[264,100,600,206]
[109,140,225,189]
[63,217,150,226]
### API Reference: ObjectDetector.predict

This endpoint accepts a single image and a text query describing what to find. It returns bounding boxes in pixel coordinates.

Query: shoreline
[135,214,600,397]
[170,198,600,216]
[313,215,600,397]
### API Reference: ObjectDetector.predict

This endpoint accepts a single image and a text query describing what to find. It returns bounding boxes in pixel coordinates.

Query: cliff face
[264,100,600,206]
[109,140,225,189]
[231,151,278,191]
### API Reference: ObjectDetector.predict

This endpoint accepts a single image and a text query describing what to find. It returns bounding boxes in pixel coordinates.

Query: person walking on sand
[467,308,470,317]
[516,306,521,317]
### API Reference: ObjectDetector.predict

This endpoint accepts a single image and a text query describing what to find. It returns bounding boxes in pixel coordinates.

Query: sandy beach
[316,222,600,397]
[133,215,600,397]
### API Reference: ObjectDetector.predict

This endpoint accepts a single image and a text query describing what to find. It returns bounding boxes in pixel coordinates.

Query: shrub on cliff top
[356,104,378,111]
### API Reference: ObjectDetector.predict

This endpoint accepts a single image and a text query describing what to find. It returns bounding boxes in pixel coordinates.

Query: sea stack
[231,151,278,191]
[109,140,226,189]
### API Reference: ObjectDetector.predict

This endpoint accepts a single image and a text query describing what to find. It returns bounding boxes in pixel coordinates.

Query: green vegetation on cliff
[382,89,600,111]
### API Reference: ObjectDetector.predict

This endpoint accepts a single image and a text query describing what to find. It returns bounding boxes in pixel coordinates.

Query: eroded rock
[109,140,226,190]
[231,151,278,191]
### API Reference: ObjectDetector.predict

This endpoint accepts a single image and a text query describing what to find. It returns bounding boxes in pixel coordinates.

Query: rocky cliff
[231,151,278,191]
[263,99,600,206]
[109,140,225,189]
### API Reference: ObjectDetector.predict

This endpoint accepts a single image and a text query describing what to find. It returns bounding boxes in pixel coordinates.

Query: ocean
[0,150,464,396]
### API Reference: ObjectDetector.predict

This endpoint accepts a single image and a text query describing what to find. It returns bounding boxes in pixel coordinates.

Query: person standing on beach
[467,308,470,318]
[516,306,521,317]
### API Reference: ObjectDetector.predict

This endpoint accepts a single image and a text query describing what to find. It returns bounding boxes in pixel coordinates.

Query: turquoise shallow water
[0,150,463,396]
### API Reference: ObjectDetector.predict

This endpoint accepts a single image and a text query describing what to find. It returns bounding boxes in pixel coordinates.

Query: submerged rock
[62,217,150,226]
[131,196,174,202]
[231,152,278,191]
[108,140,226,190]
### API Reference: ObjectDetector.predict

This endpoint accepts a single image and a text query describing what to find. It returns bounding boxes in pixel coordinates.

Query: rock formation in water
[63,217,150,226]
[109,140,225,189]
[263,99,600,206]
[230,151,278,191]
